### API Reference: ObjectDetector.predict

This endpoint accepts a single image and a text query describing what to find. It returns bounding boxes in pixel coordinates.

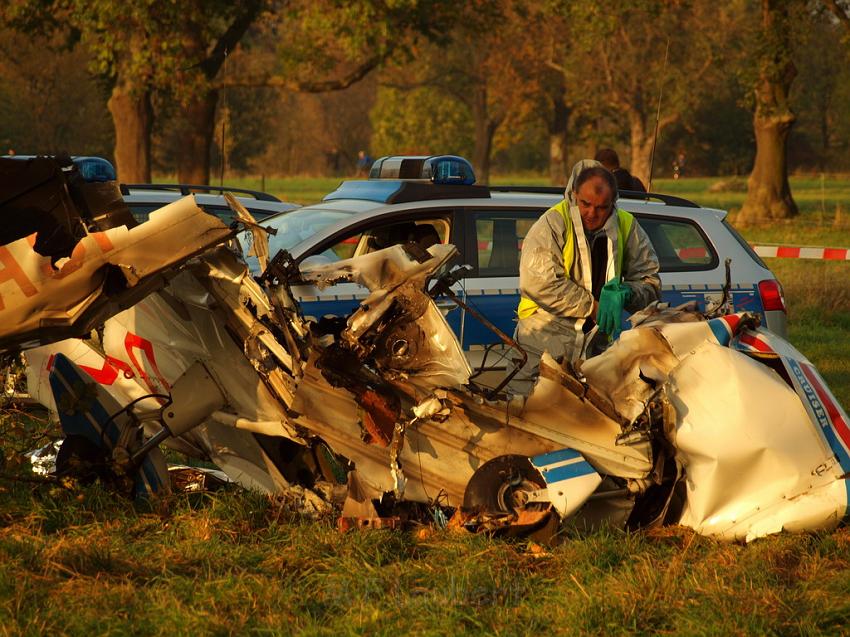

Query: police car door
[459,207,543,373]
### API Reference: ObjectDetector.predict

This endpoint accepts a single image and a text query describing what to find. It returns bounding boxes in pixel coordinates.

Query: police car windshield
[267,207,356,254]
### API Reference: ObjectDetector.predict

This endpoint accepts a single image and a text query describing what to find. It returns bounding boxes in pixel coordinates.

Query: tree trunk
[548,92,569,186]
[107,79,152,183]
[176,90,219,185]
[628,114,653,187]
[740,108,798,222]
[471,86,494,184]
[739,0,798,224]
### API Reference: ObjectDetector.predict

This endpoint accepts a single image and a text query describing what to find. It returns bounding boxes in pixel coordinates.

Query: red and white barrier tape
[752,245,850,260]
[473,240,850,261]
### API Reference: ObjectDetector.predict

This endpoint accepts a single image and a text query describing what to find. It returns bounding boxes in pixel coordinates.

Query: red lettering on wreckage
[0,247,38,311]
[46,332,171,397]
[0,231,117,310]
[800,364,850,453]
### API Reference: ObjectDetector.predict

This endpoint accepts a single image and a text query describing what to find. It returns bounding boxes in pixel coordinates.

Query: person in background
[511,159,660,394]
[594,148,646,193]
[673,150,686,180]
[356,150,372,176]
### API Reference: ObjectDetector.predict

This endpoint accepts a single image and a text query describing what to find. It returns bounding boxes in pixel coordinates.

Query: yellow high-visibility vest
[517,201,634,319]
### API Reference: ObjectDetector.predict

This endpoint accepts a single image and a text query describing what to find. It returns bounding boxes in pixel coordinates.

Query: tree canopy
[3,0,850,219]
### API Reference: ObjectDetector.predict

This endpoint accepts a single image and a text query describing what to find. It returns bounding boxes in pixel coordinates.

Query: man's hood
[564,159,603,204]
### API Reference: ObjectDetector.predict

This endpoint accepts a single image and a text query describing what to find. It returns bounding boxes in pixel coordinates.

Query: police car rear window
[722,219,768,269]
[637,217,718,272]
[474,213,536,277]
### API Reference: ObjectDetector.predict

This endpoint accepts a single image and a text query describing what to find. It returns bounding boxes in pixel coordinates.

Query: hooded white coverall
[511,159,660,393]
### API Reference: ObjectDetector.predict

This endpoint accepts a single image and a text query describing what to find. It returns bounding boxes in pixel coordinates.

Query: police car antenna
[647,39,670,194]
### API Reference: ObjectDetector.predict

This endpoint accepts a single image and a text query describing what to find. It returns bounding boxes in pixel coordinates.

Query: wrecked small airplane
[3,156,850,542]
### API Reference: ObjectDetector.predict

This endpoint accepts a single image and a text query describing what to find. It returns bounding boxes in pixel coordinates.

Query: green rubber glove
[597,279,632,338]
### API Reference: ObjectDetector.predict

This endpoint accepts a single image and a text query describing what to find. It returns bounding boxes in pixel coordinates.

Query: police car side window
[361,220,448,254]
[473,211,538,277]
[306,218,450,266]
[637,217,717,272]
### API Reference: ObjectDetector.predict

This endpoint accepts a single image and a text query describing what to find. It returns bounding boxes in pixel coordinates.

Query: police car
[253,155,786,368]
[119,183,299,224]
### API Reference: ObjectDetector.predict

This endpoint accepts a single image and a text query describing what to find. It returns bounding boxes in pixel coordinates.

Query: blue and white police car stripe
[530,447,602,519]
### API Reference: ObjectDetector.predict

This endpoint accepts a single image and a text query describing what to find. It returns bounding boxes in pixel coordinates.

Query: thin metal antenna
[219,48,228,187]
[647,39,670,194]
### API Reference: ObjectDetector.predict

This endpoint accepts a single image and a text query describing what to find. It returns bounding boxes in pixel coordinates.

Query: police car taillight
[758,279,786,312]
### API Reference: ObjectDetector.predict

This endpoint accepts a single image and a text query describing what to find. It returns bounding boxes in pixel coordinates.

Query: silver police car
[251,155,786,368]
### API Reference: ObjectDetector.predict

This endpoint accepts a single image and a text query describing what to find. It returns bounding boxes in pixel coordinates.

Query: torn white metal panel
[224,192,270,273]
[93,258,302,434]
[300,243,454,292]
[23,246,311,492]
[27,330,296,492]
[520,352,653,478]
[25,337,153,415]
[578,326,681,423]
[189,419,292,494]
[289,363,560,504]
[0,196,233,352]
[301,244,471,390]
[668,341,847,540]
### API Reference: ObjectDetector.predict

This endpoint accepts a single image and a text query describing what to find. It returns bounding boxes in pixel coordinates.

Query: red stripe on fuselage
[801,364,850,452]
[738,332,772,353]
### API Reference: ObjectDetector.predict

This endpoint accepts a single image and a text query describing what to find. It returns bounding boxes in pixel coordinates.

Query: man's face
[576,177,614,232]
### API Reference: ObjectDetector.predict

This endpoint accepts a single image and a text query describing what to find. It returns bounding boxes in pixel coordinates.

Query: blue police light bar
[369,155,476,185]
[2,155,117,182]
[73,156,116,182]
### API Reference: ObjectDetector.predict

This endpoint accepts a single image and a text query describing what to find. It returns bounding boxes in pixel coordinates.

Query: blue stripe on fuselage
[531,447,583,467]
[540,460,597,483]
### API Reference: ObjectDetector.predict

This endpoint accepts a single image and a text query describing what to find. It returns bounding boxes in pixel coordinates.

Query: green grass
[2,483,850,635]
[2,174,850,634]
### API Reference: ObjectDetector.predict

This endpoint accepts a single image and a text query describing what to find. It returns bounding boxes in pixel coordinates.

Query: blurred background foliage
[1,0,849,182]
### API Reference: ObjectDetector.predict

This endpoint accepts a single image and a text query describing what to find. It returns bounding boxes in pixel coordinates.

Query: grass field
[2,175,850,635]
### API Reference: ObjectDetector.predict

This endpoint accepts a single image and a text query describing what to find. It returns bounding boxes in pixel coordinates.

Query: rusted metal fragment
[360,388,399,447]
[447,506,557,538]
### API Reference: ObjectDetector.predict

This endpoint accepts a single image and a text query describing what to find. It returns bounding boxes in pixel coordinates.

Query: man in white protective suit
[511,159,661,394]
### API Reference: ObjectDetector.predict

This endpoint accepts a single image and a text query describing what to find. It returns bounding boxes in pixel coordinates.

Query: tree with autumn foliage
[3,0,264,182]
[545,0,733,186]
[3,0,452,183]
[370,0,544,183]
